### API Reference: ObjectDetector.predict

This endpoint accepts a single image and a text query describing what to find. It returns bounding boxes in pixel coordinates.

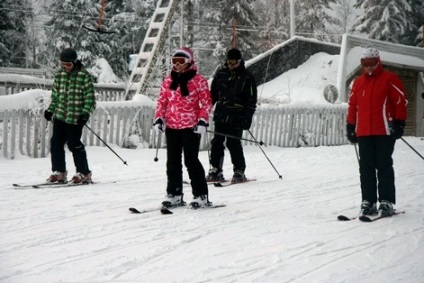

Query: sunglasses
[227,59,241,65]
[60,61,73,68]
[360,58,378,68]
[171,57,190,66]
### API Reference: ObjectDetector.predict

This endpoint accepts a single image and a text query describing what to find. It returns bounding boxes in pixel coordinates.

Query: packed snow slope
[1,138,423,283]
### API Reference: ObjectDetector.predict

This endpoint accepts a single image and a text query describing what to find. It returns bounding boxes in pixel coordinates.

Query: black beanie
[60,48,77,62]
[227,48,242,60]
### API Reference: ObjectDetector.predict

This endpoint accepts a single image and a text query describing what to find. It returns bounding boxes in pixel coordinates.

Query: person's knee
[67,142,85,153]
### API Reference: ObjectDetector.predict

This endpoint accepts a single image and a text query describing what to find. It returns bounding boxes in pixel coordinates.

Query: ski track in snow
[1,139,423,282]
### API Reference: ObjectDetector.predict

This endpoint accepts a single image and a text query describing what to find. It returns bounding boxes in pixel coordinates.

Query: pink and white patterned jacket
[154,66,212,129]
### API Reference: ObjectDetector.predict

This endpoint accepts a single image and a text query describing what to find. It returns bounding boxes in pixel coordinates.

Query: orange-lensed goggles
[171,57,190,65]
[60,61,73,68]
[360,58,378,68]
[227,59,241,65]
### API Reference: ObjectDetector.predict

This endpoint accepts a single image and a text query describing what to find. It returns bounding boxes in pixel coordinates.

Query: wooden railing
[0,104,349,159]
[0,78,126,102]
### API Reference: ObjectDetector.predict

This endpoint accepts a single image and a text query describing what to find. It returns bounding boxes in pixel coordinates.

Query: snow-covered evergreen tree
[197,0,259,64]
[42,0,155,81]
[351,0,414,44]
[0,0,34,67]
[252,0,290,52]
[295,0,341,42]
[407,0,424,47]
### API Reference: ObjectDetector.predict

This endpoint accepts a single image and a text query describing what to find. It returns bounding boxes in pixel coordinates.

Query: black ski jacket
[210,60,257,128]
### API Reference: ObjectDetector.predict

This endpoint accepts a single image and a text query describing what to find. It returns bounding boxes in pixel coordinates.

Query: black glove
[239,107,255,130]
[153,118,165,133]
[44,110,53,121]
[240,116,253,130]
[193,119,209,134]
[390,120,405,139]
[77,114,90,126]
[346,124,358,143]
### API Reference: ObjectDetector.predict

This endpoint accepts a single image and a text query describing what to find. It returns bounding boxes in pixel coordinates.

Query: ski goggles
[227,59,241,65]
[171,57,190,65]
[360,58,379,67]
[60,61,73,68]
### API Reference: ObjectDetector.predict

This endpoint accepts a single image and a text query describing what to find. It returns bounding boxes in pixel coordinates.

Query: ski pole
[401,137,424,160]
[247,130,282,179]
[154,132,162,162]
[84,124,128,165]
[354,143,360,164]
[206,130,265,145]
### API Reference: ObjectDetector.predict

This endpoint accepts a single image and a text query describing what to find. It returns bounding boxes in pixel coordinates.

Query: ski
[161,204,227,214]
[183,180,229,186]
[13,182,67,189]
[129,203,226,215]
[214,178,257,187]
[129,202,187,215]
[129,207,160,214]
[35,182,96,189]
[337,215,358,221]
[13,181,99,189]
[359,211,405,222]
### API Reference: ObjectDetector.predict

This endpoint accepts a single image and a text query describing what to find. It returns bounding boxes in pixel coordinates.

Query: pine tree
[295,0,340,42]
[252,0,290,52]
[407,0,424,46]
[42,0,155,81]
[351,0,414,44]
[190,0,259,75]
[0,0,34,67]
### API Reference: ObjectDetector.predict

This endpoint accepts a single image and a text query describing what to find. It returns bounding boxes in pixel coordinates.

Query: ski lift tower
[125,0,180,100]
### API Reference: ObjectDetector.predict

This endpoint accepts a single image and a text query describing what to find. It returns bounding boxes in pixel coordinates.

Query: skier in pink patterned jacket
[153,47,213,209]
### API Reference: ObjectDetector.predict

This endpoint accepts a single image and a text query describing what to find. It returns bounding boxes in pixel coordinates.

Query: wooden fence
[0,80,126,102]
[0,105,348,159]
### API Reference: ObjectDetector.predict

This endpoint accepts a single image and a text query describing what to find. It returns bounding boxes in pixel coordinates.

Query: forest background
[1,0,423,85]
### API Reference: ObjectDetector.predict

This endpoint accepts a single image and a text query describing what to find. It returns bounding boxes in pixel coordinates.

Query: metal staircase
[125,0,179,100]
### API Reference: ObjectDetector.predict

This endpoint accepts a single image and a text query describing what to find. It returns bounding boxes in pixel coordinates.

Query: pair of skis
[13,181,96,189]
[337,210,405,222]
[129,203,226,215]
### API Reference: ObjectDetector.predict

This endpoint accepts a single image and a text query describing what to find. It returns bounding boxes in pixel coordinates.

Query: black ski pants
[165,128,208,197]
[209,122,246,173]
[50,119,90,175]
[358,135,396,204]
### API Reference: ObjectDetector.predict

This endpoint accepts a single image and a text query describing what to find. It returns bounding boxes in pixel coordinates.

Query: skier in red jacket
[153,47,212,209]
[346,46,407,217]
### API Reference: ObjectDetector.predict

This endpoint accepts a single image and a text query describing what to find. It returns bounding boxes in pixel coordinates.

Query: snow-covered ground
[1,51,423,282]
[1,137,423,282]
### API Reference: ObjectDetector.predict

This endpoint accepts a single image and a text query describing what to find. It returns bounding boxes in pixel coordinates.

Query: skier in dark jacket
[44,48,96,184]
[206,48,257,183]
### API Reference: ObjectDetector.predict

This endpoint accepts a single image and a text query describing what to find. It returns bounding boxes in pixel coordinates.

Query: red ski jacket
[154,65,212,129]
[347,64,407,137]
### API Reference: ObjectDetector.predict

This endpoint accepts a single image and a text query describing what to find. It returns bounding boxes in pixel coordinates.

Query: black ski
[183,180,229,186]
[13,182,67,189]
[129,203,226,215]
[359,211,405,222]
[337,215,358,221]
[214,179,257,187]
[129,202,187,215]
[161,204,227,214]
[13,181,102,189]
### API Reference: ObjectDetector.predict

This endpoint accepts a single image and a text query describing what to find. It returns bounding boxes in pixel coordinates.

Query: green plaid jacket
[48,63,96,125]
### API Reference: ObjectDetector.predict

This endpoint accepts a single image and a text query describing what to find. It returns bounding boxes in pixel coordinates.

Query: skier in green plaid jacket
[44,48,96,185]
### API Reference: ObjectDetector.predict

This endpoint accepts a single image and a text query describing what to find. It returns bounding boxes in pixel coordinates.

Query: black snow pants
[165,128,208,197]
[358,135,396,204]
[209,122,246,173]
[50,119,90,175]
